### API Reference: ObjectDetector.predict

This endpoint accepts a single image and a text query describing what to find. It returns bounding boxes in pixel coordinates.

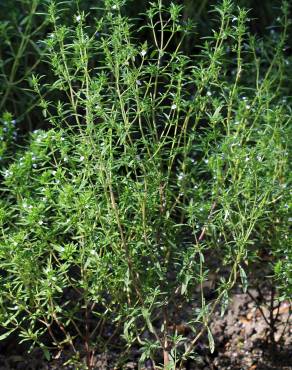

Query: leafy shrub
[0,0,290,368]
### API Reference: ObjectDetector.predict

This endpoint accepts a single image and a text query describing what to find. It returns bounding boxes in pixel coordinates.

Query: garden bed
[0,287,290,370]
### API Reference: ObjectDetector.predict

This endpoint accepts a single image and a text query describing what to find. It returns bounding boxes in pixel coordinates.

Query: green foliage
[0,112,17,161]
[0,0,290,368]
[0,0,103,131]
[0,0,48,129]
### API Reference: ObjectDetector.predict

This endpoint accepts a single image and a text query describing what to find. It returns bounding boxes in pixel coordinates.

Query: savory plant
[0,0,290,368]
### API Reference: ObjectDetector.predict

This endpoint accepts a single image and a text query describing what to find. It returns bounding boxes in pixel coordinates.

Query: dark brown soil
[0,291,291,370]
[207,292,291,370]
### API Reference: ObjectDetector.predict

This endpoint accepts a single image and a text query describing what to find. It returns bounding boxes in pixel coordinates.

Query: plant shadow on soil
[0,284,291,370]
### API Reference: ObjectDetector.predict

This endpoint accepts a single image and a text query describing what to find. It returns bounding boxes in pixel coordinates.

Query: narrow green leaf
[239,265,248,293]
[43,347,51,361]
[207,327,215,354]
[142,308,155,334]
[0,328,15,341]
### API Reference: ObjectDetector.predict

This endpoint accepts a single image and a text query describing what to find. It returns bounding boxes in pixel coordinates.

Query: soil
[0,290,291,370]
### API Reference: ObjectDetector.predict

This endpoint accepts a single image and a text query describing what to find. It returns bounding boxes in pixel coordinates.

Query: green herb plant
[0,0,290,369]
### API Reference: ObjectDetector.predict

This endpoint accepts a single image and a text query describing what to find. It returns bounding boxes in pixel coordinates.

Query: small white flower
[171,103,177,110]
[136,80,142,86]
[204,159,209,164]
[33,163,37,169]
[52,170,56,175]
[64,157,68,162]
[140,49,147,57]
[245,156,250,162]
[80,155,85,161]
[112,4,117,10]
[76,15,81,22]
[246,104,251,110]
[61,137,65,141]
[49,33,54,39]
[206,91,212,96]
[38,220,43,225]
[177,172,184,181]
[11,120,16,124]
